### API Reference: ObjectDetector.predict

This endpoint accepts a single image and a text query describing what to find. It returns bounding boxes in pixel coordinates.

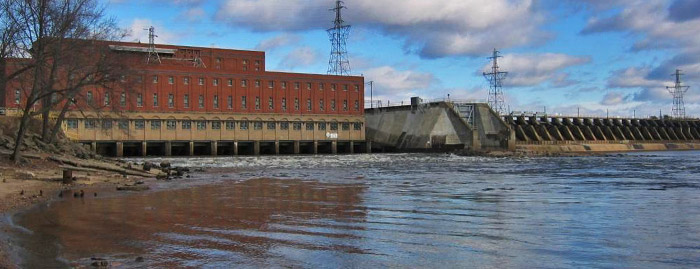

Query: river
[7,151,700,268]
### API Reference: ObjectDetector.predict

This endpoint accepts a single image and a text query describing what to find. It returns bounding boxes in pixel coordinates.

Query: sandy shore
[0,155,159,268]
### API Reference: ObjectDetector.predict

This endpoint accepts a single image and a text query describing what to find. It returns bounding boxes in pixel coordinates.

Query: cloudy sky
[105,0,700,118]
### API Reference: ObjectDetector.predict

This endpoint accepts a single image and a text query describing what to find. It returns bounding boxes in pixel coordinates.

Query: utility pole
[483,48,508,115]
[366,81,374,108]
[327,0,351,76]
[666,69,690,119]
[145,26,161,64]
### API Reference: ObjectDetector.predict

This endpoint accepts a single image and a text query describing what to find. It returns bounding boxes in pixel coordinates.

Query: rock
[90,257,109,267]
[159,161,171,168]
[16,171,36,180]
[142,162,153,171]
[135,257,144,262]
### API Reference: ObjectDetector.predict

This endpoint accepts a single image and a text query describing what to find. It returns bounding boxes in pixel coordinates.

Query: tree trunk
[41,96,50,140]
[11,109,32,162]
[47,99,71,144]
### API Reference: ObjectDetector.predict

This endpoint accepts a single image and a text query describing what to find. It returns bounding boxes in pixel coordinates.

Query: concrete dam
[365,99,700,153]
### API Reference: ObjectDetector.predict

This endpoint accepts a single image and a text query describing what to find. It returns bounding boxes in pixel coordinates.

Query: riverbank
[0,152,165,268]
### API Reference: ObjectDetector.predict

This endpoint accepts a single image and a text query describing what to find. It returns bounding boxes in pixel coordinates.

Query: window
[318,122,326,130]
[182,121,191,129]
[354,85,360,91]
[226,121,235,130]
[255,80,261,87]
[137,76,143,83]
[227,79,233,86]
[281,98,287,111]
[241,96,247,109]
[268,97,274,110]
[153,93,158,107]
[254,121,262,130]
[152,75,158,83]
[240,121,249,130]
[184,94,190,108]
[199,78,204,85]
[216,57,221,63]
[67,119,78,129]
[255,60,261,66]
[242,59,248,65]
[306,98,312,111]
[267,122,276,130]
[343,84,348,91]
[280,122,289,130]
[102,120,112,129]
[213,95,219,109]
[320,83,325,90]
[135,120,145,130]
[294,98,299,111]
[184,77,190,85]
[331,99,336,111]
[85,119,96,129]
[342,123,350,130]
[331,84,336,91]
[227,96,233,109]
[255,97,260,110]
[241,80,247,87]
[330,122,338,130]
[320,99,325,111]
[268,81,274,88]
[196,121,206,130]
[199,95,204,108]
[213,78,219,86]
[168,94,174,108]
[14,89,20,104]
[306,82,312,90]
[282,81,287,89]
[137,93,143,107]
[87,91,93,105]
[104,93,110,106]
[306,122,314,130]
[212,121,221,130]
[354,100,360,111]
[118,120,128,130]
[294,82,300,89]
[354,122,362,130]
[167,120,176,130]
[293,122,301,130]
[119,75,126,82]
[151,120,161,130]
[120,92,126,107]
[343,100,348,111]
[168,76,174,84]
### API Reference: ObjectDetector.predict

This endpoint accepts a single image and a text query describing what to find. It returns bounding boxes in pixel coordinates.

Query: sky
[103,0,700,118]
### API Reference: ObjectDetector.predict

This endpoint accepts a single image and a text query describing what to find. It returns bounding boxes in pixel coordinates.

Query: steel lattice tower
[666,69,690,119]
[483,48,508,115]
[145,26,161,64]
[327,0,351,76]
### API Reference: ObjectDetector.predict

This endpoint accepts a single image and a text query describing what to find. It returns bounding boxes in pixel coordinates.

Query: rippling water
[10,151,700,268]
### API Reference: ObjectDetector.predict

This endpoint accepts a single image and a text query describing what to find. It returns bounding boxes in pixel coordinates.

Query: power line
[327,0,351,76]
[483,48,508,115]
[666,69,690,119]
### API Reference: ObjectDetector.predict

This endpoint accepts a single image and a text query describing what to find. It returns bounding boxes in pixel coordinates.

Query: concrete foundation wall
[365,102,474,150]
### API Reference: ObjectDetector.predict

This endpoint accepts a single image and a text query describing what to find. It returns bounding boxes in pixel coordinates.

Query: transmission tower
[666,69,690,119]
[327,0,351,76]
[145,26,161,64]
[483,48,508,115]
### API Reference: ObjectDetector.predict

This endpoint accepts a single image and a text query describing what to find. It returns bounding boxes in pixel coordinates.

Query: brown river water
[4,152,700,268]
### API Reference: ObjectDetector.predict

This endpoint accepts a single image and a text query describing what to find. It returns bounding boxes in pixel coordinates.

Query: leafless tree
[3,0,130,162]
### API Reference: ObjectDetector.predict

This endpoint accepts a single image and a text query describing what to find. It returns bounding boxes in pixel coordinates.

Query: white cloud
[479,53,590,87]
[255,34,301,51]
[126,19,178,44]
[600,91,627,105]
[215,0,549,58]
[278,46,322,69]
[363,66,436,100]
[607,67,662,88]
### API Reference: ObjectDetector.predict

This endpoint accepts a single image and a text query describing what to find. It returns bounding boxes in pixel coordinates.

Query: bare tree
[4,0,129,162]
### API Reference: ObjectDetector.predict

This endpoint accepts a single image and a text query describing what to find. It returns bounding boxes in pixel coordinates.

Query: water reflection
[16,178,368,268]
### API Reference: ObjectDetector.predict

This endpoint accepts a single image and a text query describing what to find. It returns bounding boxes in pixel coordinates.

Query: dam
[365,98,700,153]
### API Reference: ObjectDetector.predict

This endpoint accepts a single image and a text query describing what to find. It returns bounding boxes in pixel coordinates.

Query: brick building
[3,40,368,156]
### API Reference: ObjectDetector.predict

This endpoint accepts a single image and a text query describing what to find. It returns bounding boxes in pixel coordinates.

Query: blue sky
[103,0,700,118]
